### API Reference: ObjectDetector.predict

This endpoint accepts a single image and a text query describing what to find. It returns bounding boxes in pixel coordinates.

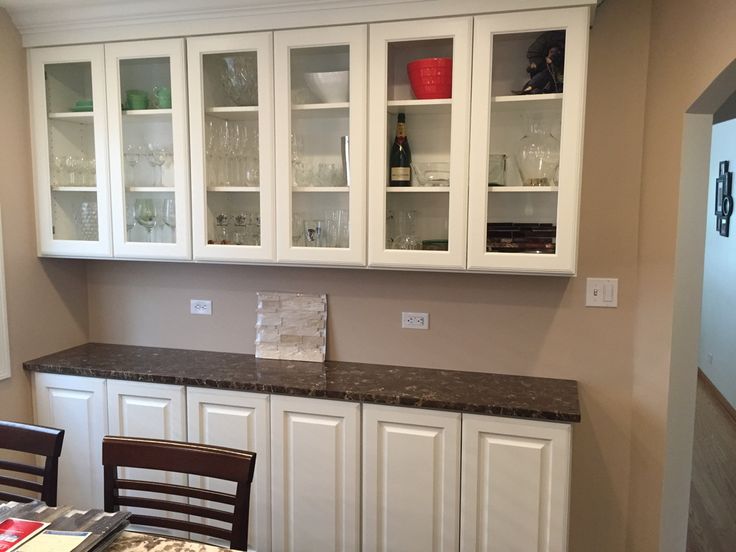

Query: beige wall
[86,1,652,550]
[629,0,736,550]
[0,9,89,422]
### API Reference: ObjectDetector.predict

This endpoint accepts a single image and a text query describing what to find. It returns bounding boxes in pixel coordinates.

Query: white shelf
[292,186,349,192]
[48,112,94,122]
[126,186,175,192]
[292,102,349,111]
[386,187,450,193]
[122,109,172,122]
[488,186,558,193]
[207,186,260,192]
[492,93,563,103]
[205,106,259,120]
[51,186,98,192]
[386,99,452,115]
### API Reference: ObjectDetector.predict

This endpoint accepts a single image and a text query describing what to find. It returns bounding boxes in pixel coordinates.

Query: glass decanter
[514,118,560,187]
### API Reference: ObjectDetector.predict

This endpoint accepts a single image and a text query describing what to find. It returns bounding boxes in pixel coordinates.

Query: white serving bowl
[304,71,349,103]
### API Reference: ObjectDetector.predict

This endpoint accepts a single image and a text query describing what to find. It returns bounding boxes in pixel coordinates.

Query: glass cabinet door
[188,33,275,262]
[368,18,472,270]
[29,45,112,257]
[105,39,190,260]
[466,8,589,274]
[274,25,367,266]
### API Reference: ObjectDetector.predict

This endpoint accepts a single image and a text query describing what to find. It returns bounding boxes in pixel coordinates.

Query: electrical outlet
[402,312,429,330]
[190,299,212,316]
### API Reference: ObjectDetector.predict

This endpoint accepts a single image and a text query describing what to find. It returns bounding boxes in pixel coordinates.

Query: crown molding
[0,0,598,48]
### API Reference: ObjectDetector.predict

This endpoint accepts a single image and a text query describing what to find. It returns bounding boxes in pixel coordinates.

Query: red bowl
[407,57,453,99]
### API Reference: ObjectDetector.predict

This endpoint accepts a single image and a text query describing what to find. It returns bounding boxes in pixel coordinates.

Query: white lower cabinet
[186,387,270,552]
[270,396,360,552]
[32,373,108,509]
[460,415,572,552]
[106,380,187,538]
[32,373,573,552]
[362,404,461,552]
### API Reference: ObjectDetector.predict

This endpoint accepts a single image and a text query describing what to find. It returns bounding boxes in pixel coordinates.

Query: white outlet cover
[402,312,429,329]
[190,299,212,315]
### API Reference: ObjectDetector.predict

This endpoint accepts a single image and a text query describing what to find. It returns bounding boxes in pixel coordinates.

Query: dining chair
[102,436,256,552]
[0,420,65,506]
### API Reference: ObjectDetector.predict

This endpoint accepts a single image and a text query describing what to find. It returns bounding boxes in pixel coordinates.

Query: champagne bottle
[389,112,412,187]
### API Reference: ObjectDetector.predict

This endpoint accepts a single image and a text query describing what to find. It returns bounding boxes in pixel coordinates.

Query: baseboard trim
[698,367,736,424]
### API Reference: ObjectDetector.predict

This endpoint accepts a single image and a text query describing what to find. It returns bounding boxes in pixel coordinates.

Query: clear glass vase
[514,118,560,187]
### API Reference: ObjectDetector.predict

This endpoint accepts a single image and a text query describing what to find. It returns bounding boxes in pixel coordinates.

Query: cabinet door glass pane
[201,51,262,246]
[118,57,177,244]
[45,62,99,241]
[289,45,350,249]
[485,31,564,255]
[385,39,453,252]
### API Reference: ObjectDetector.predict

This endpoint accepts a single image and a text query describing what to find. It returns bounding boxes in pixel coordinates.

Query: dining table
[0,501,232,551]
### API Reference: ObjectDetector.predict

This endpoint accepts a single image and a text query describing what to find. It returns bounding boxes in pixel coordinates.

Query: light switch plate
[586,278,618,308]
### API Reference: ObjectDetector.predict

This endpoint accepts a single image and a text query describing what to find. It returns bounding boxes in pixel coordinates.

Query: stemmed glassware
[147,144,169,187]
[125,145,143,186]
[134,198,156,242]
[162,198,176,241]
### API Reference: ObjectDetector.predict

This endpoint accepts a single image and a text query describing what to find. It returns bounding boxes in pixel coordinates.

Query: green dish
[70,105,93,112]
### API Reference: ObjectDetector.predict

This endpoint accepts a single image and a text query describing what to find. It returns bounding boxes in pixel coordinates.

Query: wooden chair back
[0,420,65,506]
[102,435,256,551]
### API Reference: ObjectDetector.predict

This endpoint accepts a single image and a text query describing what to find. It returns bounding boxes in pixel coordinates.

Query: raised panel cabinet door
[106,380,187,537]
[186,388,271,552]
[271,395,360,552]
[362,404,461,552]
[187,32,276,263]
[105,39,191,260]
[273,25,368,266]
[28,44,113,258]
[32,373,108,509]
[466,8,589,275]
[460,415,572,552]
[367,18,472,270]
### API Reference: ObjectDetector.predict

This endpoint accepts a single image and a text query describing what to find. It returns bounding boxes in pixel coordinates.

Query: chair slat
[116,479,237,505]
[127,513,232,542]
[0,475,43,493]
[117,496,234,523]
[0,460,45,477]
[0,490,33,503]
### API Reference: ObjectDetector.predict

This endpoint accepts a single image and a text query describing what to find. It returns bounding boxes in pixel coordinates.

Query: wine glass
[125,203,136,237]
[147,144,168,187]
[206,119,217,187]
[64,155,79,185]
[162,198,176,243]
[125,145,142,186]
[134,198,156,242]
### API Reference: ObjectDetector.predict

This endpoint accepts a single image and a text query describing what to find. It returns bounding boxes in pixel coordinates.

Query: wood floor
[686,371,736,552]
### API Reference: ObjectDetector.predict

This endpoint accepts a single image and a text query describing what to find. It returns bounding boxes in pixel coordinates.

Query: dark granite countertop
[23,343,580,423]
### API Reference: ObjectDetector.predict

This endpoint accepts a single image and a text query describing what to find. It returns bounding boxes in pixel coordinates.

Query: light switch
[586,278,618,308]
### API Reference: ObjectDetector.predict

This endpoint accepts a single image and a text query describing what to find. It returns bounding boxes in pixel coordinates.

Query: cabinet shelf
[207,186,260,192]
[292,187,349,193]
[48,112,94,123]
[492,93,563,103]
[386,187,450,193]
[386,99,451,115]
[292,102,349,111]
[122,109,172,122]
[488,186,558,193]
[126,186,175,192]
[205,106,259,120]
[51,186,98,192]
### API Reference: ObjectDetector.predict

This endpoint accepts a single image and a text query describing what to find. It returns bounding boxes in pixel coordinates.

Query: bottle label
[391,167,411,181]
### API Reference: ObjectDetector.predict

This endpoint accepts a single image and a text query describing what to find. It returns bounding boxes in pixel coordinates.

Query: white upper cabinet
[29,44,112,258]
[466,8,589,275]
[368,18,472,270]
[188,32,276,263]
[105,39,191,260]
[274,25,368,266]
